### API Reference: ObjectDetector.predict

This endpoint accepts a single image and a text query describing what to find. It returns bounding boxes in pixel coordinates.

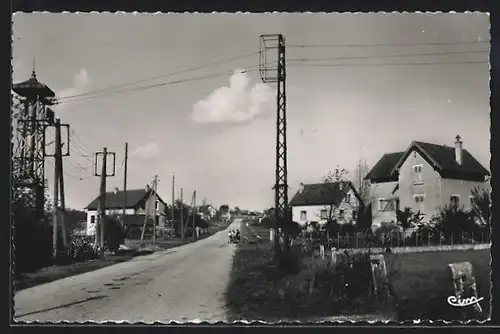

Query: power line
[56,51,261,101]
[287,50,489,63]
[57,66,261,104]
[287,60,488,68]
[288,40,489,49]
[70,129,94,154]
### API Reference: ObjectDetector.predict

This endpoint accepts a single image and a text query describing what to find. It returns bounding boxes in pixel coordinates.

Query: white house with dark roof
[289,181,363,227]
[365,135,490,227]
[84,184,167,235]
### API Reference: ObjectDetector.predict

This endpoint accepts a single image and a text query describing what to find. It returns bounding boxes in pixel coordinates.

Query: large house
[197,204,217,221]
[290,181,363,226]
[365,135,490,228]
[84,185,167,235]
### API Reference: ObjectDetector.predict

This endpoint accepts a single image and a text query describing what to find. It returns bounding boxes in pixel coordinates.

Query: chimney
[299,182,305,193]
[455,135,463,165]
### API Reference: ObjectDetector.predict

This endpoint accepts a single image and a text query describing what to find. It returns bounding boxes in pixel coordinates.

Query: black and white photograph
[11,12,491,323]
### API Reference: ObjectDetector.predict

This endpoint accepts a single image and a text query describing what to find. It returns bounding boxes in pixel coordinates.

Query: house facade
[365,136,490,228]
[198,204,217,221]
[290,181,363,227]
[84,185,167,235]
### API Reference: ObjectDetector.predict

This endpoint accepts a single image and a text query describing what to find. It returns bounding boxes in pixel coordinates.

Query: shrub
[68,235,96,262]
[104,217,126,253]
[431,205,479,243]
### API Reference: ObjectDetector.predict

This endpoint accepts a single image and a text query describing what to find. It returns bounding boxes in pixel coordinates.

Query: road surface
[14,220,242,323]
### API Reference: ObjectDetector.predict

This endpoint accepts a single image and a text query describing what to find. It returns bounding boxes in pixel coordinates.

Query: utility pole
[122,142,128,224]
[52,120,61,260]
[140,176,158,243]
[192,191,197,240]
[171,175,175,238]
[260,34,290,261]
[94,148,116,260]
[180,187,184,239]
[56,119,68,248]
[152,175,158,245]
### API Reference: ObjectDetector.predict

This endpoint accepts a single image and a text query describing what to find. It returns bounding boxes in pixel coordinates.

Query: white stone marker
[270,229,275,242]
[448,262,483,316]
[369,254,389,299]
[319,244,325,259]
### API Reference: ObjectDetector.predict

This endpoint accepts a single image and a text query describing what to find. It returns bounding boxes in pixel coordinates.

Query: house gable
[392,141,489,182]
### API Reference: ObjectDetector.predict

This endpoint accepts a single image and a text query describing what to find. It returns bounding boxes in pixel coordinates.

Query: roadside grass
[14,251,144,292]
[15,219,232,292]
[386,249,491,321]
[226,219,491,321]
[225,220,381,322]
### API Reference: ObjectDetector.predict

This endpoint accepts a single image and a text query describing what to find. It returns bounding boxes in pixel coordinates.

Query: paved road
[14,220,242,323]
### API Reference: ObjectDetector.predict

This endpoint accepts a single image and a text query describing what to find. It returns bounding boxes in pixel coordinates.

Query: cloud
[57,68,91,99]
[130,142,161,160]
[191,69,274,123]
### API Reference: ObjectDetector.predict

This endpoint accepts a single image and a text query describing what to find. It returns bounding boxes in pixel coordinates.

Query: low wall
[338,243,490,254]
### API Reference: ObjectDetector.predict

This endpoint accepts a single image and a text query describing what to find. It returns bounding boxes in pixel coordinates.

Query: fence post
[416,232,419,249]
[439,232,442,248]
[451,231,454,245]
[472,231,474,244]
[461,232,464,245]
[355,232,358,249]
[428,232,430,246]
[337,232,340,249]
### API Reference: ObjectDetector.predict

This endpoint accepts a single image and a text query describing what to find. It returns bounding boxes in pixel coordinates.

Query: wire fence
[298,230,491,251]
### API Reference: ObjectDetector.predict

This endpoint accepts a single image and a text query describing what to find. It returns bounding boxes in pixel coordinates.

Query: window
[320,209,327,220]
[414,194,425,213]
[90,215,95,224]
[450,195,460,207]
[339,209,345,219]
[414,194,425,203]
[155,200,159,211]
[413,165,424,184]
[378,199,395,211]
[300,210,307,221]
[345,194,351,203]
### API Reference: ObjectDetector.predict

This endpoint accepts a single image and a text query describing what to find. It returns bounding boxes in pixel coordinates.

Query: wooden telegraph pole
[152,175,158,245]
[192,191,197,240]
[51,118,70,259]
[171,175,175,238]
[122,142,128,223]
[180,187,184,239]
[52,121,61,259]
[94,148,116,260]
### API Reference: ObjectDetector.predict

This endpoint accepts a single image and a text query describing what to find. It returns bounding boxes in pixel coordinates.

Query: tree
[470,187,490,226]
[352,158,372,205]
[322,166,350,221]
[219,204,230,214]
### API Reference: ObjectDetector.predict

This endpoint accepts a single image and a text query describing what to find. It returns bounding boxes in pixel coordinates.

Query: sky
[12,12,490,211]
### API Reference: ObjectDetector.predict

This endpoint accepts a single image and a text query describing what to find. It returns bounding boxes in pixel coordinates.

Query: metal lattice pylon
[259,34,289,254]
[12,69,56,218]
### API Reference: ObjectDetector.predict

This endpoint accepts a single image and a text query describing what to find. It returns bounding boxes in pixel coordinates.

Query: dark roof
[392,141,490,181]
[289,181,362,206]
[85,188,166,211]
[364,152,404,183]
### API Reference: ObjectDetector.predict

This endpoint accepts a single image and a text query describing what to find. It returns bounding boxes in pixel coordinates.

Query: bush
[68,235,96,262]
[13,197,53,276]
[431,205,480,243]
[104,217,126,253]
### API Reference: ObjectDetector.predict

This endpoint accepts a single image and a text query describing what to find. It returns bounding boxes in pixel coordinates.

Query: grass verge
[225,220,383,322]
[386,249,491,321]
[226,220,491,321]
